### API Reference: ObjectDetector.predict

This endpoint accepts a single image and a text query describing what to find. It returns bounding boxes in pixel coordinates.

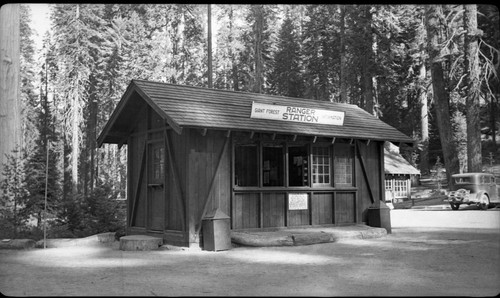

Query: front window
[312,146,331,186]
[263,144,284,186]
[235,144,258,186]
[334,144,354,187]
[288,145,309,186]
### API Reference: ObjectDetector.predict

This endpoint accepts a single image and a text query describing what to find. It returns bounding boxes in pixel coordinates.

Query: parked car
[447,172,500,210]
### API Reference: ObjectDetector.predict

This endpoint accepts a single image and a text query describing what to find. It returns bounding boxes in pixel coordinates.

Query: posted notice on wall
[250,102,345,126]
[288,193,309,210]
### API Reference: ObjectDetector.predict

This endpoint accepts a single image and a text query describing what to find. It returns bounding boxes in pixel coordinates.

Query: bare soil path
[1,227,499,296]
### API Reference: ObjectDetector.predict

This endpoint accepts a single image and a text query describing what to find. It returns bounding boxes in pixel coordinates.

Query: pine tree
[23,67,60,229]
[0,147,29,238]
[214,4,245,91]
[425,5,460,184]
[241,4,278,93]
[302,5,338,101]
[19,4,38,154]
[268,13,304,97]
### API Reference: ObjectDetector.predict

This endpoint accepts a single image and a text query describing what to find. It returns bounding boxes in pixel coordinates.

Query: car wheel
[450,203,460,210]
[478,194,489,210]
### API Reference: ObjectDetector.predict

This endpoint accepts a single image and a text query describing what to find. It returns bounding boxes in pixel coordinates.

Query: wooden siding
[187,129,231,244]
[129,106,148,228]
[232,190,359,229]
[356,140,384,223]
[232,193,259,229]
[311,193,333,225]
[127,106,187,244]
[165,129,186,231]
[262,193,286,228]
[334,192,356,224]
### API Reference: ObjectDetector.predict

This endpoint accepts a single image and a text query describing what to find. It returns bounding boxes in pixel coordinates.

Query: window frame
[333,143,355,188]
[232,139,356,190]
[311,144,332,187]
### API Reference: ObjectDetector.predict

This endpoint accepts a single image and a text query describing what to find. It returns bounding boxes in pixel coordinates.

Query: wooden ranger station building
[97,79,414,248]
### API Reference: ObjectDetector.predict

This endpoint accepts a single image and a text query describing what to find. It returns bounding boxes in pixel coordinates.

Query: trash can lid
[203,208,230,220]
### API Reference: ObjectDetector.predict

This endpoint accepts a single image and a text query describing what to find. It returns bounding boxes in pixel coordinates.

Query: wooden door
[148,142,165,231]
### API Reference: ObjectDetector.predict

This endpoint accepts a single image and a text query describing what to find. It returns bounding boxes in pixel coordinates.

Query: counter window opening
[233,140,355,189]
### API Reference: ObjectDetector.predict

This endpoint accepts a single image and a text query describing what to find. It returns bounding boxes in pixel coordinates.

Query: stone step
[119,235,163,251]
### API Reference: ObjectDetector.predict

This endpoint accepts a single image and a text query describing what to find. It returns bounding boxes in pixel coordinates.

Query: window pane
[334,144,354,187]
[263,145,284,186]
[235,144,258,186]
[288,145,308,186]
[312,146,331,186]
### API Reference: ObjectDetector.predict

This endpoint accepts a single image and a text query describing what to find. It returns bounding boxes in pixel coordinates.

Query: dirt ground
[1,227,499,296]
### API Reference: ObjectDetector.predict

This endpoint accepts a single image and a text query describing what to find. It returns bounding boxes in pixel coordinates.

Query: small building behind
[98,80,414,248]
[384,142,420,203]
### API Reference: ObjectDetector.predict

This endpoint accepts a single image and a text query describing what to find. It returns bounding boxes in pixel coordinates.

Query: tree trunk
[252,5,264,94]
[207,4,213,88]
[71,4,81,196]
[464,4,482,172]
[361,6,374,115]
[228,7,239,91]
[419,63,430,175]
[72,85,80,196]
[339,5,348,103]
[425,5,460,185]
[0,4,20,182]
[253,5,264,93]
[491,95,497,151]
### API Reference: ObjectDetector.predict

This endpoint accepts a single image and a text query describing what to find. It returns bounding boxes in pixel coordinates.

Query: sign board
[288,193,309,210]
[250,102,345,126]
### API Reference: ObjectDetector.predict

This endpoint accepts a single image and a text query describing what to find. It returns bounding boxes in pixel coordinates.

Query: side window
[312,146,331,186]
[334,143,354,187]
[234,144,258,187]
[151,145,165,182]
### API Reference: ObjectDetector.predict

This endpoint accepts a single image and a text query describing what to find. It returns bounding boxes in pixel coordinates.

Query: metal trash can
[202,208,232,251]
[367,201,392,234]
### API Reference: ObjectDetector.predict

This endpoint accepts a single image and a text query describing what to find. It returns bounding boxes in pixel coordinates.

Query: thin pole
[44,140,49,249]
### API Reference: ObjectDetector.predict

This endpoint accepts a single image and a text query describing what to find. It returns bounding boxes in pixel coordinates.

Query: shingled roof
[97,79,414,146]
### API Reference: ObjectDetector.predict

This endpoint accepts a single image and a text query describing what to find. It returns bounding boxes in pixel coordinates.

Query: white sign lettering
[288,193,309,210]
[250,102,345,126]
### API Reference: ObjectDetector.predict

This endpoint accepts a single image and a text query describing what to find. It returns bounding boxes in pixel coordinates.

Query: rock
[96,232,117,243]
[0,239,36,250]
[231,232,294,247]
[35,232,118,248]
[292,232,333,246]
[119,235,163,251]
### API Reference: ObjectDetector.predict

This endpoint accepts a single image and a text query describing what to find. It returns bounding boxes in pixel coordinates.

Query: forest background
[0,4,499,240]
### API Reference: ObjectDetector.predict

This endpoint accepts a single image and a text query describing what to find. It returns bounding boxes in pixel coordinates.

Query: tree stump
[119,235,163,251]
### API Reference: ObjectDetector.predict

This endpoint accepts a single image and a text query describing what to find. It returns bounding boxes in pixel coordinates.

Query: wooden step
[119,235,163,251]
